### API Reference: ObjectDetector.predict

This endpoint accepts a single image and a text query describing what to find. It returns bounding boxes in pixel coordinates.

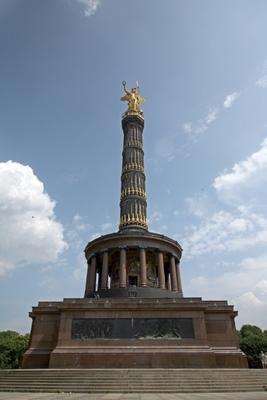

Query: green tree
[239,324,267,367]
[0,331,29,369]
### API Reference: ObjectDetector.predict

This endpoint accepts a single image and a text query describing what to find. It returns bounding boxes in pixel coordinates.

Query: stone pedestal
[22,296,247,369]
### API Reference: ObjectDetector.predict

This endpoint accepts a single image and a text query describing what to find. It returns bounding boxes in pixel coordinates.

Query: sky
[1,0,267,332]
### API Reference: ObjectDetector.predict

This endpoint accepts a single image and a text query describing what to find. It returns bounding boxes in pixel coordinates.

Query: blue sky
[1,0,267,332]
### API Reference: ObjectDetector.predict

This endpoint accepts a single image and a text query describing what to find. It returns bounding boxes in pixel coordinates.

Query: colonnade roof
[84,230,183,258]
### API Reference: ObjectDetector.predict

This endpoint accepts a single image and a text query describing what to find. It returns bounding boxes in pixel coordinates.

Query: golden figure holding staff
[121,81,145,115]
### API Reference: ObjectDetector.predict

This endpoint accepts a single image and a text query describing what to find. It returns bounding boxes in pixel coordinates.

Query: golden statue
[121,81,145,115]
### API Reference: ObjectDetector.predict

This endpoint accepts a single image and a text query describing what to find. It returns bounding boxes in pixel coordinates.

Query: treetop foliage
[0,330,29,369]
[238,324,267,368]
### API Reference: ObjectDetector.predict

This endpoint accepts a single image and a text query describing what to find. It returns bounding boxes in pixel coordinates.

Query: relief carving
[72,318,194,340]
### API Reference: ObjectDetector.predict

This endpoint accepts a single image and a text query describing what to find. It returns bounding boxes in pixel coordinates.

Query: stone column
[90,255,97,292]
[84,255,96,296]
[119,247,127,288]
[167,273,172,291]
[140,247,147,287]
[158,251,165,289]
[100,250,109,290]
[170,255,178,292]
[84,259,91,297]
[176,259,183,294]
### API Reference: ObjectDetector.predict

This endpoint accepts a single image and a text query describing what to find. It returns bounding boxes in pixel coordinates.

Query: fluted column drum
[119,114,148,231]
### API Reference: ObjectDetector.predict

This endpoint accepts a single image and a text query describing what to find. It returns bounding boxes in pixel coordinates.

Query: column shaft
[170,255,178,292]
[84,255,96,296]
[176,260,183,294]
[158,251,165,289]
[84,260,91,297]
[167,273,172,291]
[89,256,97,292]
[101,251,109,290]
[119,248,127,288]
[140,248,147,287]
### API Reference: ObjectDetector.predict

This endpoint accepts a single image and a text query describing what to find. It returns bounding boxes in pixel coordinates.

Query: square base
[22,297,248,369]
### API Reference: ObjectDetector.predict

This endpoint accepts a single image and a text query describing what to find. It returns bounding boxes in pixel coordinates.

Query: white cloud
[154,135,178,161]
[240,255,267,271]
[179,135,267,327]
[180,112,267,327]
[181,138,267,260]
[185,193,214,218]
[182,88,242,141]
[0,260,13,278]
[65,214,103,282]
[183,108,219,138]
[0,161,67,276]
[90,232,101,240]
[101,222,113,232]
[175,88,243,168]
[66,216,115,255]
[182,122,192,134]
[205,108,218,124]
[72,254,87,281]
[149,211,162,224]
[254,279,267,295]
[66,214,114,255]
[76,0,100,17]
[182,208,267,259]
[66,214,91,250]
[186,255,267,328]
[213,138,267,199]
[256,75,267,88]
[72,213,91,231]
[223,91,240,108]
[236,291,263,307]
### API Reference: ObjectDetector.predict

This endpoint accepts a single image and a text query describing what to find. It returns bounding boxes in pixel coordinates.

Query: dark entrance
[129,276,138,286]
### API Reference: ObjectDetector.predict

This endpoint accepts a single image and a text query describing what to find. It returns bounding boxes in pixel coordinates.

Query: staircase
[0,369,267,393]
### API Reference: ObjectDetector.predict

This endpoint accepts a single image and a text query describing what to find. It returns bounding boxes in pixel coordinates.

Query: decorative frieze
[125,139,143,148]
[119,213,148,229]
[122,163,144,173]
[120,187,146,200]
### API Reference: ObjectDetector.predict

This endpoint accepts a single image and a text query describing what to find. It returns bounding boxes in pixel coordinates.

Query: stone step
[0,380,264,385]
[1,381,265,385]
[0,369,263,373]
[0,378,265,382]
[1,374,263,376]
[1,369,263,372]
[0,376,265,381]
[0,383,264,388]
[0,374,264,378]
[1,377,264,382]
[0,388,264,394]
[0,377,264,381]
[0,377,265,381]
[1,368,264,372]
[0,388,263,390]
[1,371,264,374]
[1,372,265,377]
[0,369,266,394]
[0,385,264,390]
[0,380,261,383]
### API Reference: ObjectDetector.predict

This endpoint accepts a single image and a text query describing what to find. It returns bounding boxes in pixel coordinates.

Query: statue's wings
[137,95,145,105]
